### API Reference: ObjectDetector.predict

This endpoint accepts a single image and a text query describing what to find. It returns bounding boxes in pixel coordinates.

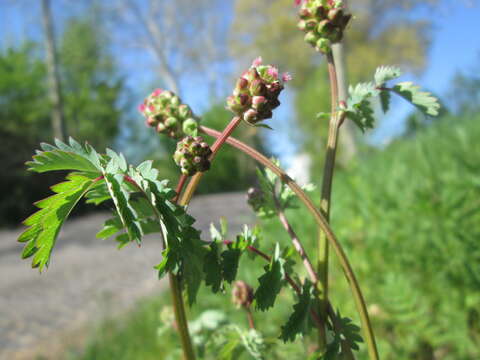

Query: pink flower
[138,103,146,113]
[282,72,293,82]
[267,66,279,79]
[294,0,303,5]
[148,105,155,112]
[251,56,263,67]
[152,88,163,97]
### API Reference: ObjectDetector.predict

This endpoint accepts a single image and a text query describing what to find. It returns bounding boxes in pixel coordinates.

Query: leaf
[391,81,440,116]
[279,281,313,342]
[27,138,101,174]
[18,173,96,270]
[374,65,402,86]
[334,311,364,351]
[182,237,206,305]
[346,82,379,132]
[221,248,242,283]
[104,173,143,244]
[254,243,285,311]
[379,90,391,114]
[204,240,224,293]
[96,217,123,239]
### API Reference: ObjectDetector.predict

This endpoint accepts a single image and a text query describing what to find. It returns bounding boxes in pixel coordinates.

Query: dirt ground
[0,192,253,360]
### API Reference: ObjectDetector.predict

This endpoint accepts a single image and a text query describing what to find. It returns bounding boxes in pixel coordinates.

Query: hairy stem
[200,126,379,360]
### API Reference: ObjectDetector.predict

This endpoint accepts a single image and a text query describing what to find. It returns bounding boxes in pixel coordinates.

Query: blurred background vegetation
[1,0,479,359]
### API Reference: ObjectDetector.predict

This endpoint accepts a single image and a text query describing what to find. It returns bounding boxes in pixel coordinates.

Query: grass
[67,114,480,360]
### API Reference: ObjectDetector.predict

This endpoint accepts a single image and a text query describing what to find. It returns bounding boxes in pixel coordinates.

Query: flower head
[139,90,198,139]
[173,136,212,176]
[226,58,289,125]
[296,0,351,53]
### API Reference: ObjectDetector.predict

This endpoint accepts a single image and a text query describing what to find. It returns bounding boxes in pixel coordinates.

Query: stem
[125,174,196,360]
[169,273,196,360]
[200,126,379,360]
[173,174,188,203]
[317,52,341,326]
[272,192,327,346]
[245,307,256,329]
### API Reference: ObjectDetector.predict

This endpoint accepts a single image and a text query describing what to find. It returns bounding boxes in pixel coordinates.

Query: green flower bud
[173,136,212,176]
[316,38,331,53]
[183,118,198,136]
[304,31,318,45]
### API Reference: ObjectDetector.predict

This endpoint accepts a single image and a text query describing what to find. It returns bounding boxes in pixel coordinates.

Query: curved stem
[200,125,379,360]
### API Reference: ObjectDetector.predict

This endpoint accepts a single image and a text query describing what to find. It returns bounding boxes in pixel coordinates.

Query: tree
[59,16,125,149]
[41,0,67,141]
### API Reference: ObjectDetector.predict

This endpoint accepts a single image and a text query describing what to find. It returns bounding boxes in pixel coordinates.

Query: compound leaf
[391,81,440,116]
[18,173,96,270]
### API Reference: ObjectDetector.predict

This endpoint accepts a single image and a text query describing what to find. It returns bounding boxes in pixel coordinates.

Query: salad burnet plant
[17,1,439,359]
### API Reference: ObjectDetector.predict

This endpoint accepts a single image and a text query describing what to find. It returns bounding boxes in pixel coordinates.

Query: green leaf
[374,65,402,86]
[221,248,242,283]
[104,173,143,244]
[254,243,285,311]
[18,173,96,270]
[182,237,206,305]
[391,81,441,116]
[346,82,379,132]
[27,138,101,174]
[334,310,364,351]
[280,281,313,342]
[379,90,391,114]
[96,217,123,239]
[204,240,224,293]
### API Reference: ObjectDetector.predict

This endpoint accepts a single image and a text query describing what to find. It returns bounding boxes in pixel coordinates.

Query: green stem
[200,125,379,360]
[169,273,197,360]
[317,52,341,337]
[125,175,196,360]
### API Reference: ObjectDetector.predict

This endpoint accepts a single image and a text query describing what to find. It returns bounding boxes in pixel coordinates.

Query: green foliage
[391,82,440,116]
[279,281,314,342]
[254,243,286,311]
[18,173,96,270]
[346,66,440,131]
[251,160,315,218]
[20,137,209,305]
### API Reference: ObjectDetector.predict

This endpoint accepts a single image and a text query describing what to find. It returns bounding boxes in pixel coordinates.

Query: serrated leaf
[280,281,313,342]
[18,173,96,270]
[204,240,223,293]
[96,217,123,239]
[182,238,206,305]
[221,248,242,283]
[346,82,379,132]
[391,81,440,116]
[374,65,402,86]
[104,173,143,244]
[254,243,285,311]
[27,141,101,174]
[106,148,127,172]
[379,90,391,114]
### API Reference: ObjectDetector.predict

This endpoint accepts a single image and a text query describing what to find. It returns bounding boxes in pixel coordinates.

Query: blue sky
[1,1,479,164]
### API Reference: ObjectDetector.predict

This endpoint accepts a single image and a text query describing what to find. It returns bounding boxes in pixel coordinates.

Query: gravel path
[0,192,253,360]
